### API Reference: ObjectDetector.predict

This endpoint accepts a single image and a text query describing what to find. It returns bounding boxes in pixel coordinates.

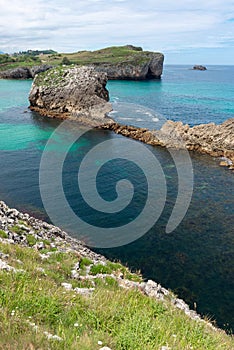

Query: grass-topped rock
[29,65,113,126]
[0,45,164,80]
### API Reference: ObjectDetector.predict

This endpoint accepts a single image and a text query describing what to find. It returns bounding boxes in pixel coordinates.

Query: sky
[0,0,234,64]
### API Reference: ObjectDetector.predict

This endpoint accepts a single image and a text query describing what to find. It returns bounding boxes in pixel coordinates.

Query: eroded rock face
[0,65,52,79]
[156,119,234,161]
[29,66,113,126]
[101,118,234,168]
[94,53,164,80]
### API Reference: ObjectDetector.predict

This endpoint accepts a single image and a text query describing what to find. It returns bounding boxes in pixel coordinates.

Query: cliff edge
[29,66,113,126]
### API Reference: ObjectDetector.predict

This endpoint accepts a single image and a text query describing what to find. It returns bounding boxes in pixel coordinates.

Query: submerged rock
[29,66,113,126]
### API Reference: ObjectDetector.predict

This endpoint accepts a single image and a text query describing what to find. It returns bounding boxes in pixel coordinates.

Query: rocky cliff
[93,52,164,80]
[0,64,52,79]
[0,45,164,80]
[29,66,113,126]
[102,119,234,169]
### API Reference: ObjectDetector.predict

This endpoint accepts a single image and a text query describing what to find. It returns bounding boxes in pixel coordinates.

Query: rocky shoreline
[0,64,52,79]
[101,119,234,169]
[27,65,234,168]
[0,200,219,331]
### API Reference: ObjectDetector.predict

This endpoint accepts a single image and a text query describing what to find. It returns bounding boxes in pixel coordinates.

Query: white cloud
[0,0,234,63]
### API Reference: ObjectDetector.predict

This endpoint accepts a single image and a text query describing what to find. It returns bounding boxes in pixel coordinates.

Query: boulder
[29,66,113,126]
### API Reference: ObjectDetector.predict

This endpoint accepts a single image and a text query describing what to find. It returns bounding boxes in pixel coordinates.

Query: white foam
[118,117,133,121]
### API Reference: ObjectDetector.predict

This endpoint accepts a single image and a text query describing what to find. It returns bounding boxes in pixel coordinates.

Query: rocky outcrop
[0,64,52,79]
[192,65,207,71]
[101,118,234,169]
[29,66,113,126]
[94,52,164,80]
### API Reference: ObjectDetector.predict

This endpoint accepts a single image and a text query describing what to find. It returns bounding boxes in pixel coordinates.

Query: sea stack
[29,66,113,126]
[192,65,207,71]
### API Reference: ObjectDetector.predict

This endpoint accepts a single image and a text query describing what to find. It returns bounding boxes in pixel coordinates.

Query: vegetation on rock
[0,45,164,80]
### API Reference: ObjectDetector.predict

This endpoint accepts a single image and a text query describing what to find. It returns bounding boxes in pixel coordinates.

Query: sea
[0,64,233,332]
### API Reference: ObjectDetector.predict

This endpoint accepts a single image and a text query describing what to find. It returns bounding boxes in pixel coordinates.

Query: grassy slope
[0,46,160,72]
[0,240,233,350]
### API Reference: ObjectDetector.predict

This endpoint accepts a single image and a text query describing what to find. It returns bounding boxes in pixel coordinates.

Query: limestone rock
[0,65,52,79]
[94,52,164,80]
[102,118,234,168]
[0,67,31,79]
[29,66,113,126]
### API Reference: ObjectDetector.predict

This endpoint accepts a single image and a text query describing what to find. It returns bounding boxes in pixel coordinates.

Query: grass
[10,225,25,235]
[0,241,233,349]
[26,234,37,247]
[0,230,8,239]
[0,45,162,72]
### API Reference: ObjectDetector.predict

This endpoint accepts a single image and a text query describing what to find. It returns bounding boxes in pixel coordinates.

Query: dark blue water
[0,65,233,332]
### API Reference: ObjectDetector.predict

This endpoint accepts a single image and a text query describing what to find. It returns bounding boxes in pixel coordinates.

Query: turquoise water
[0,66,233,332]
[108,65,234,127]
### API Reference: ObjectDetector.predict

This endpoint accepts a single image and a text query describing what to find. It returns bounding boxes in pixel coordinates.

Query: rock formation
[94,52,164,80]
[0,64,52,79]
[192,65,207,71]
[28,61,233,167]
[101,118,234,169]
[0,45,164,80]
[29,66,113,126]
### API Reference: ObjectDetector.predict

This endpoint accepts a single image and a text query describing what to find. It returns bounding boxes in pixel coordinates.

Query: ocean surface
[0,65,233,332]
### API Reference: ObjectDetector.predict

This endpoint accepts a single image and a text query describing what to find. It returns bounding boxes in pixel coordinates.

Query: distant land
[0,45,164,80]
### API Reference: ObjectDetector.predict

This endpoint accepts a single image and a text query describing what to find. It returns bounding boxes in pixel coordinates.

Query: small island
[192,65,207,71]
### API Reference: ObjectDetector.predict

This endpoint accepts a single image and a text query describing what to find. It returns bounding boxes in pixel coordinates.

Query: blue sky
[0,0,234,64]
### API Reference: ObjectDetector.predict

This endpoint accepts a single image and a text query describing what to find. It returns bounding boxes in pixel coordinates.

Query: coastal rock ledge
[29,66,113,126]
[102,118,234,168]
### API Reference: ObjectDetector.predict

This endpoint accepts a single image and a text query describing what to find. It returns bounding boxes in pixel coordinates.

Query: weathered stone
[0,65,52,79]
[61,282,73,291]
[74,287,95,296]
[29,66,113,126]
[102,118,234,168]
[94,52,164,80]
